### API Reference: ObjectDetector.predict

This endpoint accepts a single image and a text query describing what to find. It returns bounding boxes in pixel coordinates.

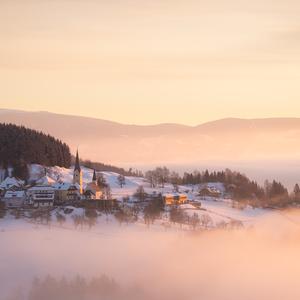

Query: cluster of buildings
[0,151,106,209]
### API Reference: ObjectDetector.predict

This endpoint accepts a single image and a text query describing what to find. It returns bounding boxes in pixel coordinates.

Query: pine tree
[294,183,300,202]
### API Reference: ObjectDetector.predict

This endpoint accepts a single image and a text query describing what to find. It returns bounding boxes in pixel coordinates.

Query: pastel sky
[1,0,300,125]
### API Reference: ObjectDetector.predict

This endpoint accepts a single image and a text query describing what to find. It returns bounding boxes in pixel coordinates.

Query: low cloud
[3,212,300,299]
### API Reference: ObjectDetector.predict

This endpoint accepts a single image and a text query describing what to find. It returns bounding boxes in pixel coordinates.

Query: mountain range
[1,109,300,166]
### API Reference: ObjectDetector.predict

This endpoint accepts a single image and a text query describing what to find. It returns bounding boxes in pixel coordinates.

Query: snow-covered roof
[0,177,24,189]
[4,190,26,198]
[53,182,80,191]
[28,185,55,191]
[36,175,56,185]
[162,193,188,198]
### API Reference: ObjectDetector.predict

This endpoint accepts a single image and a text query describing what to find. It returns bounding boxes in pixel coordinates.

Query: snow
[185,199,272,227]
[53,182,80,191]
[27,185,55,191]
[0,176,24,189]
[36,175,56,185]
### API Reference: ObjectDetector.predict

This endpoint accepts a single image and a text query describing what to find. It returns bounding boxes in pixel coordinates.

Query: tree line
[145,166,300,208]
[6,274,144,300]
[0,123,71,179]
[80,159,143,177]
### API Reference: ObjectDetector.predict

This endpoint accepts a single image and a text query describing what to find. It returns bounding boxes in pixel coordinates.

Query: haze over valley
[2,109,300,187]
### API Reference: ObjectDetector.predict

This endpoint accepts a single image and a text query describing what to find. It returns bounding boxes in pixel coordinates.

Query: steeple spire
[92,169,97,182]
[74,149,81,172]
[73,149,83,194]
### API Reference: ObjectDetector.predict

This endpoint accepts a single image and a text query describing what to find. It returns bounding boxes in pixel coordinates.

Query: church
[73,150,102,200]
[84,170,103,200]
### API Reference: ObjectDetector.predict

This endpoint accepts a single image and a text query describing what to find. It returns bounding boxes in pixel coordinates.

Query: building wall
[55,189,80,202]
[4,197,25,208]
[73,170,83,194]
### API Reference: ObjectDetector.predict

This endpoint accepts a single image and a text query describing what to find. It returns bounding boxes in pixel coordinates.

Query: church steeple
[74,149,81,172]
[73,150,83,194]
[92,169,97,183]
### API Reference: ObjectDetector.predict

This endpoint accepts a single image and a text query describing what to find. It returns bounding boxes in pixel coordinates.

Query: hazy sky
[1,0,300,125]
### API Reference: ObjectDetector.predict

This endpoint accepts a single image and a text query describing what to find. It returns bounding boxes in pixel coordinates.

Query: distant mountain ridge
[1,109,300,164]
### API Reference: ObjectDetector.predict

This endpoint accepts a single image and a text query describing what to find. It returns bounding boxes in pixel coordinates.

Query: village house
[54,182,81,203]
[199,187,222,198]
[2,190,27,208]
[163,193,188,205]
[27,185,55,208]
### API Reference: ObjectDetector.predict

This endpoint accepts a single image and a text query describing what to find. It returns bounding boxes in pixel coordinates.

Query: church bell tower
[73,150,83,194]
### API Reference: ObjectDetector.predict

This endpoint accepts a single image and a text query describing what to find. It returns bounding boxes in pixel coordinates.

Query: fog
[2,212,300,300]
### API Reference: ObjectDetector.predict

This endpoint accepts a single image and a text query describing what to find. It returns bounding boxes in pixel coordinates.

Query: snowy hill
[28,164,144,201]
[24,164,272,228]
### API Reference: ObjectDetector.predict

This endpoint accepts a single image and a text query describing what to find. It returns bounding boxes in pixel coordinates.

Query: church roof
[53,182,81,191]
[86,181,102,192]
[74,150,81,172]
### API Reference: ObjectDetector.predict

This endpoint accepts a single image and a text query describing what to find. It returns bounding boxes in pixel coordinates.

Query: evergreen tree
[294,183,300,198]
[0,123,71,179]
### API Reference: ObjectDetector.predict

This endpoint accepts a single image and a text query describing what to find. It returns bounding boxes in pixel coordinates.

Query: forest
[0,123,71,179]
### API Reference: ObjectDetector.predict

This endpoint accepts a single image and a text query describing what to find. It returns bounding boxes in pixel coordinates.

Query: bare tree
[190,213,200,230]
[134,186,147,201]
[101,185,112,200]
[200,214,213,229]
[117,174,126,188]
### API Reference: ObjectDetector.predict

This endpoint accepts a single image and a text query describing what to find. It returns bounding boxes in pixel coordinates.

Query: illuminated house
[163,193,188,205]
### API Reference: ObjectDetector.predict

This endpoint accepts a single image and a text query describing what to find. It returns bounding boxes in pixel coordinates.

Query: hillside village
[0,151,116,209]
[0,150,275,230]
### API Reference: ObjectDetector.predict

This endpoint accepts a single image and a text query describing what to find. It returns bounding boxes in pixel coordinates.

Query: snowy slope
[25,164,275,227]
[28,164,144,200]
